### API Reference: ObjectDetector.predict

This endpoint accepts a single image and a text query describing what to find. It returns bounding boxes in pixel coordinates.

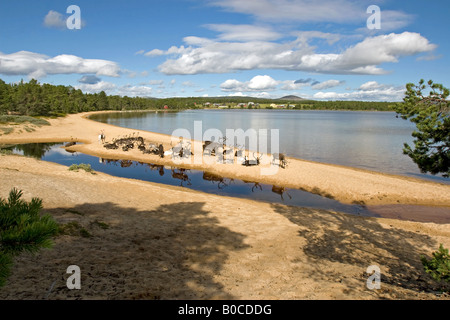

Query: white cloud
[280,80,309,91]
[210,0,415,31]
[220,75,279,92]
[144,49,165,57]
[124,70,149,78]
[151,32,435,75]
[182,81,196,87]
[43,10,66,29]
[417,54,442,61]
[358,9,414,33]
[311,80,345,90]
[43,10,86,30]
[292,31,342,46]
[313,85,405,101]
[76,81,154,97]
[76,81,117,94]
[209,0,364,23]
[359,81,385,91]
[146,80,164,86]
[205,24,282,41]
[248,75,278,90]
[0,51,121,78]
[117,85,154,97]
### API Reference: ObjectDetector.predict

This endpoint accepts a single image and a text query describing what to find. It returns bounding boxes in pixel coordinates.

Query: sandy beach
[0,111,449,300]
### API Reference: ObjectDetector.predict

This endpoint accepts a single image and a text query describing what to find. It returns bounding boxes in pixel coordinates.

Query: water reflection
[91,110,449,183]
[203,172,233,189]
[271,186,292,201]
[3,142,448,222]
[171,168,191,187]
[3,143,59,159]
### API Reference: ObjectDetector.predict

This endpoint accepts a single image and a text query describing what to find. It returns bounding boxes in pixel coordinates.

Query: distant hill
[279,95,306,101]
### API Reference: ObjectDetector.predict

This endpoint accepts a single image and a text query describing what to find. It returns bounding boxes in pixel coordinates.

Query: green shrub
[0,188,59,287]
[421,244,450,283]
[0,127,14,135]
[58,221,91,238]
[69,164,94,173]
[0,115,50,127]
[92,220,109,230]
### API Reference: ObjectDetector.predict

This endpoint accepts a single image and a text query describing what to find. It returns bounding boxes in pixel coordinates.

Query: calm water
[1,143,371,217]
[91,109,448,184]
[3,143,449,223]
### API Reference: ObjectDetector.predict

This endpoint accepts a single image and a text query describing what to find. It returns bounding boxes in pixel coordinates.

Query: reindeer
[272,153,288,169]
[223,148,235,164]
[158,144,164,158]
[242,152,262,167]
[203,141,221,156]
[271,185,292,200]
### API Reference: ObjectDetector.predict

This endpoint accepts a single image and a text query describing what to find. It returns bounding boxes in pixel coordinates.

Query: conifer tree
[395,80,450,177]
[0,188,59,287]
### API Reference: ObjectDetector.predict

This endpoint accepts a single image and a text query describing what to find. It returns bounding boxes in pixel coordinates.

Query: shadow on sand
[0,202,248,300]
[270,203,450,296]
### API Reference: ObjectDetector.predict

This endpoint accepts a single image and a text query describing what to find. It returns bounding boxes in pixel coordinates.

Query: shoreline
[1,151,450,299]
[87,110,449,187]
[1,110,449,207]
[1,111,450,300]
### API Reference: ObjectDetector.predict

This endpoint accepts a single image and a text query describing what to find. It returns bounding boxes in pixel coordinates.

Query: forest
[0,78,394,117]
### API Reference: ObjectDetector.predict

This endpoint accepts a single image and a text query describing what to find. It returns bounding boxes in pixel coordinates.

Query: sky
[0,0,449,101]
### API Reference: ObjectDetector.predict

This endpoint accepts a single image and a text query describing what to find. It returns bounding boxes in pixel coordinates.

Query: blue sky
[0,0,449,101]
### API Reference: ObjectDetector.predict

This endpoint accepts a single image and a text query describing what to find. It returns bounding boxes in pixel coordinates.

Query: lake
[91,109,448,184]
[2,142,449,223]
[1,142,372,217]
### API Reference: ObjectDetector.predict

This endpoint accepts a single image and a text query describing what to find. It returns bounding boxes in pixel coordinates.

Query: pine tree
[0,188,59,287]
[395,80,450,177]
[421,244,450,283]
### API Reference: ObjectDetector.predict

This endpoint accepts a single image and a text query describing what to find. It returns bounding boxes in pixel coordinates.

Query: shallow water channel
[1,143,449,223]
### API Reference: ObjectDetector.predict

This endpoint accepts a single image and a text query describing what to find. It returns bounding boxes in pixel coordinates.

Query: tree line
[0,78,395,117]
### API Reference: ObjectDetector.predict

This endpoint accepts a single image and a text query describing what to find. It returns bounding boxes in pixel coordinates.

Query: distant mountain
[279,95,306,101]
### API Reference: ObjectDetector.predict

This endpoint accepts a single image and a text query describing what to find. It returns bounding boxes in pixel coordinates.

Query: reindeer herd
[99,138,293,199]
[102,133,288,169]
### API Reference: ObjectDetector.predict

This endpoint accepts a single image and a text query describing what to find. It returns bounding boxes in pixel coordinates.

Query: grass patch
[58,221,92,238]
[66,209,85,216]
[0,127,14,135]
[69,163,95,174]
[92,220,110,230]
[0,149,14,155]
[0,115,50,127]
